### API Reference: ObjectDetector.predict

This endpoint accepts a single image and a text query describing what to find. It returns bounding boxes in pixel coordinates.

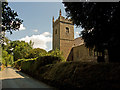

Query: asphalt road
[0,67,54,89]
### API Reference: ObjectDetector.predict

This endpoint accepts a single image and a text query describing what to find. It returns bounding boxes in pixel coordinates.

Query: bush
[48,49,64,61]
[1,58,6,66]
[27,48,47,59]
[36,56,61,67]
[13,59,24,69]
[14,49,65,76]
[33,49,65,68]
[2,50,14,66]
[21,58,36,73]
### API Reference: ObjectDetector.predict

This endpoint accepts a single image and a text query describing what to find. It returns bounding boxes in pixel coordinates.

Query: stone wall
[53,18,60,50]
[59,16,74,60]
[72,44,97,62]
[60,40,73,60]
[60,20,74,41]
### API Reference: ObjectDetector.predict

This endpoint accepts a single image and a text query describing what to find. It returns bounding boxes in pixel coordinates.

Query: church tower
[53,9,74,60]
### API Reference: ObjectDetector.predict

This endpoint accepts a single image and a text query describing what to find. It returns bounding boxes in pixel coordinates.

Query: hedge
[21,59,36,73]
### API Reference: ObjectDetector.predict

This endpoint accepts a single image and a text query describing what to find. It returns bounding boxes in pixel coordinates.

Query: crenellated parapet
[53,9,73,26]
[53,16,73,25]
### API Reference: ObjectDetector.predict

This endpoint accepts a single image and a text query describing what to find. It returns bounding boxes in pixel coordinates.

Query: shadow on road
[15,71,27,78]
[1,67,55,89]
[2,78,54,89]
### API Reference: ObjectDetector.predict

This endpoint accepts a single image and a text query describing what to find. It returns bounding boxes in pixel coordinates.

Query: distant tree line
[1,37,49,66]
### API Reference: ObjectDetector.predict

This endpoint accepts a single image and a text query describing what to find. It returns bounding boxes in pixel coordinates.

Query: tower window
[55,29,57,34]
[66,27,69,33]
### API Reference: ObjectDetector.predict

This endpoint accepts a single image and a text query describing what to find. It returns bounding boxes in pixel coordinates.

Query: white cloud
[19,32,52,50]
[19,24,26,30]
[42,32,51,36]
[33,29,38,32]
[76,32,79,35]
[75,32,80,38]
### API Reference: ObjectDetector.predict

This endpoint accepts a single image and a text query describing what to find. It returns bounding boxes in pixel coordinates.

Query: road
[0,67,54,89]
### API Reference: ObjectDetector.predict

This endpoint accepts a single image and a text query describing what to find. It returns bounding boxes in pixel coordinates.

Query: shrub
[48,48,64,59]
[27,48,47,59]
[2,50,14,66]
[1,58,6,66]
[36,56,61,66]
[48,48,65,62]
[21,58,36,73]
[34,49,64,67]
[29,49,64,72]
[14,49,65,75]
[13,59,24,69]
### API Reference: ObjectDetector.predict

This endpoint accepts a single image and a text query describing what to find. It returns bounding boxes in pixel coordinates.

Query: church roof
[73,37,84,47]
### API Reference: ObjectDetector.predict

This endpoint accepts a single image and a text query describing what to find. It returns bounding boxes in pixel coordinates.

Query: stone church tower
[52,10,97,62]
[52,9,74,60]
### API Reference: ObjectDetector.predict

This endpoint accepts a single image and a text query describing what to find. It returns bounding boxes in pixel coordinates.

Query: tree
[29,40,34,48]
[63,2,120,62]
[27,48,47,59]
[0,1,23,45]
[2,36,11,50]
[1,2,23,34]
[2,50,13,66]
[0,37,13,66]
[9,41,32,61]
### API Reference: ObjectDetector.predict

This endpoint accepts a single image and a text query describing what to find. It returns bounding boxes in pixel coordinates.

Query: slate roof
[72,37,84,47]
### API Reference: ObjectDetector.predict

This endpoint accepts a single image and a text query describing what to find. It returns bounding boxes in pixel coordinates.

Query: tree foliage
[9,41,32,61]
[0,37,13,66]
[63,2,120,62]
[2,49,13,66]
[1,2,23,34]
[27,48,47,59]
[2,36,11,49]
[14,49,65,71]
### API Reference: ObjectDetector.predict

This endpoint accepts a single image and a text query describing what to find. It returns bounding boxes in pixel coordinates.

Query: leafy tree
[8,41,32,61]
[0,37,13,66]
[29,40,34,48]
[27,48,47,59]
[48,48,65,61]
[63,2,120,62]
[2,50,13,66]
[2,37,11,50]
[0,1,23,45]
[1,2,23,33]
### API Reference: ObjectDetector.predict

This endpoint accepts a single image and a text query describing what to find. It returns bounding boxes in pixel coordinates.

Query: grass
[15,59,120,89]
[35,62,120,89]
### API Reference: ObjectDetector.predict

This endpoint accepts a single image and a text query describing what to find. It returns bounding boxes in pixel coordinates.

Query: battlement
[53,9,73,26]
[54,16,73,25]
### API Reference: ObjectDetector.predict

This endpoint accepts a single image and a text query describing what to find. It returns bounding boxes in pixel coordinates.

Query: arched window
[55,29,57,34]
[66,27,69,33]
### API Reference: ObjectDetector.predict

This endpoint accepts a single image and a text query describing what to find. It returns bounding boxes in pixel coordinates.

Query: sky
[6,2,83,51]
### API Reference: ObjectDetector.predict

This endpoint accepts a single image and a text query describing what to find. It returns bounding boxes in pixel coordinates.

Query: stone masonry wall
[59,16,74,60]
[72,44,97,62]
[53,19,60,50]
[60,40,73,60]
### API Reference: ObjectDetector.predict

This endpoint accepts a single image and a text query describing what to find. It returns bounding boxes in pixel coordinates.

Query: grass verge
[19,61,120,89]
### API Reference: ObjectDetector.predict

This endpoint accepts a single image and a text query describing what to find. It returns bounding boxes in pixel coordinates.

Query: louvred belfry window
[55,29,57,34]
[66,27,69,33]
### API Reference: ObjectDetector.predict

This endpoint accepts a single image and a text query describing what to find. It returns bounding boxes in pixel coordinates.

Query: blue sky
[6,2,83,51]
